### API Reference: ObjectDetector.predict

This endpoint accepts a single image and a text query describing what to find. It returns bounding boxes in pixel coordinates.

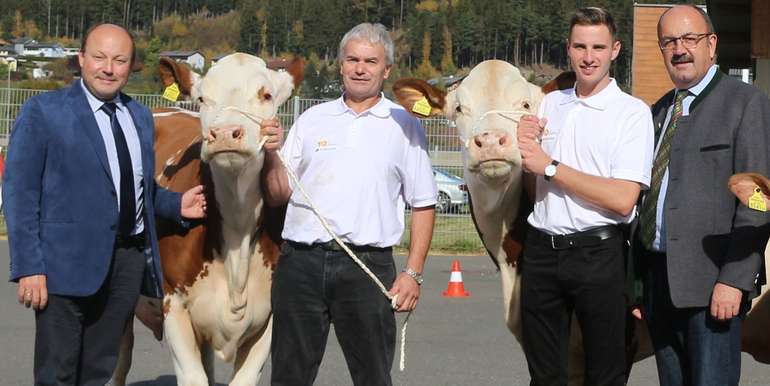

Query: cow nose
[473,132,511,149]
[208,126,244,142]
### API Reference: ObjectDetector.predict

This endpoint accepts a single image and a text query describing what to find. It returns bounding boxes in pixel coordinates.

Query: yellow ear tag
[411,97,432,117]
[162,82,181,102]
[748,187,767,212]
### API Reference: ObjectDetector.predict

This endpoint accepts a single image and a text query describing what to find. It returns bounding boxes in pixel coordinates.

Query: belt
[115,232,146,249]
[531,225,620,250]
[288,240,392,253]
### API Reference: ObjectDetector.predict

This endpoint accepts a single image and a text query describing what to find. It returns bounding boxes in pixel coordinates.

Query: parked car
[433,167,468,213]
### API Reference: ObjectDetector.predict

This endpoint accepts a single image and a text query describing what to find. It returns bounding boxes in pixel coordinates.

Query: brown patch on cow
[154,107,185,114]
[159,57,194,97]
[154,112,220,295]
[468,190,532,269]
[257,86,273,102]
[197,264,210,280]
[286,57,306,88]
[257,185,287,268]
[728,172,770,209]
[502,193,533,267]
[392,78,446,118]
[542,71,576,94]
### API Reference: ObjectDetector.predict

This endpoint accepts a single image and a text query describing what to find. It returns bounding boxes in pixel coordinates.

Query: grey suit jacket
[650,71,770,308]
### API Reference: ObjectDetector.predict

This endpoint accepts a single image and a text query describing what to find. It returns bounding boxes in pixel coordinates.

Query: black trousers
[33,241,145,386]
[520,227,627,386]
[271,242,396,386]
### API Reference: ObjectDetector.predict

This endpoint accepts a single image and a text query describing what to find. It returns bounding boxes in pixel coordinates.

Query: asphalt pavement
[1,241,768,385]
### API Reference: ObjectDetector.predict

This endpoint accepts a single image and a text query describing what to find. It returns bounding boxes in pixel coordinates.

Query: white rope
[225,105,413,371]
[459,108,530,149]
[274,147,412,370]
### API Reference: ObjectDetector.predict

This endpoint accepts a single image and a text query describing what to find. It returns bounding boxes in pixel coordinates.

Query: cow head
[393,60,543,182]
[159,54,304,171]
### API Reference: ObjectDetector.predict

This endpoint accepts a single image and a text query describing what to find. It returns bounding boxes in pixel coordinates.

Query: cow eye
[522,102,530,110]
[263,93,272,101]
[455,105,462,114]
[197,96,205,104]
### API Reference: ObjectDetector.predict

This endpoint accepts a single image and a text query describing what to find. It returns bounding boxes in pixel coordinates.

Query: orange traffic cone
[442,260,470,297]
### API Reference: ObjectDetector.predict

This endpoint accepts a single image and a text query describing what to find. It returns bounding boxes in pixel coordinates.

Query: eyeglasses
[659,33,713,51]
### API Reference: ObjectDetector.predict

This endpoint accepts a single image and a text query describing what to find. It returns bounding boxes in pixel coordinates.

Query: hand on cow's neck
[344,92,382,114]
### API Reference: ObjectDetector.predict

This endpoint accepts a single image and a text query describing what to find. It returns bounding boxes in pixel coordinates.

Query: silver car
[433,167,468,213]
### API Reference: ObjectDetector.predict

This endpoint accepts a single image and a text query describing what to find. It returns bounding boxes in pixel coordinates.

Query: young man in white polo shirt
[260,23,437,386]
[516,7,654,385]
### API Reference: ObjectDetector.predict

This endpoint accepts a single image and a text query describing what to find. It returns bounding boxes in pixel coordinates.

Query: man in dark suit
[637,5,770,385]
[3,23,206,385]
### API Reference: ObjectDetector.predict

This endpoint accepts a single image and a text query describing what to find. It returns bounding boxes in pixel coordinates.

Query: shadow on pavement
[129,375,226,386]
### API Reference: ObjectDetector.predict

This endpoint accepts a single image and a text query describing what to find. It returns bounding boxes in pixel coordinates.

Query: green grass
[398,213,486,255]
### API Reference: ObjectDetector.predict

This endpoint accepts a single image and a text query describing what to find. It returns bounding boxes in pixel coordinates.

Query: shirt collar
[560,78,620,110]
[80,79,124,114]
[678,64,717,97]
[331,92,391,118]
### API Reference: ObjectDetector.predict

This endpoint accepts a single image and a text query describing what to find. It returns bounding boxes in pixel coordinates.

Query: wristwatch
[402,267,424,285]
[544,160,560,181]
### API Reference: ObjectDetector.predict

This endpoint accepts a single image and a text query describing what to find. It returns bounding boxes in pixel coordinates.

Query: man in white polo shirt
[516,7,654,385]
[260,22,437,386]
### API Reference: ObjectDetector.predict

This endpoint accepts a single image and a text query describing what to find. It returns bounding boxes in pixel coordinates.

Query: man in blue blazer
[3,23,206,385]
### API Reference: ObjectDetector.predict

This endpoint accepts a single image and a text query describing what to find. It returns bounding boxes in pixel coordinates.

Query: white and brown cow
[392,59,652,384]
[112,54,302,386]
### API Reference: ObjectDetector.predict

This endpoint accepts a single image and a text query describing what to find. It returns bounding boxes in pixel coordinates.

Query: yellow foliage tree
[11,10,42,39]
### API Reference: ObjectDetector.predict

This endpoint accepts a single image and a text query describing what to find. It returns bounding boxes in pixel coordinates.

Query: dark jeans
[270,242,396,386]
[645,255,744,386]
[33,242,145,386]
[520,227,626,386]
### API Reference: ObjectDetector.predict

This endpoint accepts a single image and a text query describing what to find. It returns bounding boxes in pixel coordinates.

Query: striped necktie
[101,102,136,235]
[639,89,689,249]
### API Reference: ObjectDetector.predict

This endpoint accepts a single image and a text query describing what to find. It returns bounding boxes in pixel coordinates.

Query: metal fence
[0,89,484,253]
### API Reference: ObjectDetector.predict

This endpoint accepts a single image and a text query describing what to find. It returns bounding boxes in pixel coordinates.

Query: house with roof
[160,50,205,70]
[0,45,14,57]
[12,37,35,55]
[24,42,66,58]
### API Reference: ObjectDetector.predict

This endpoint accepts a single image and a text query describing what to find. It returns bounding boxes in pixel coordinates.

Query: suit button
[110,224,116,230]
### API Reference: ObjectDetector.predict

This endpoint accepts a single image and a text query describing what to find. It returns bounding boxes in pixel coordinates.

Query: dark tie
[639,89,689,249]
[101,102,136,235]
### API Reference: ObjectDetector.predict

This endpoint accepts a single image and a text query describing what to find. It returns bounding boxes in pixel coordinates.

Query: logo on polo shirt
[315,139,338,152]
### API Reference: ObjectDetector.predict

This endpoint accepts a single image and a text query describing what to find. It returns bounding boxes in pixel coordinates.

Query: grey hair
[338,22,394,65]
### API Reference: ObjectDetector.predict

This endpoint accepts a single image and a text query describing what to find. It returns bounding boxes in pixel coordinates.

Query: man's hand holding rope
[390,274,420,312]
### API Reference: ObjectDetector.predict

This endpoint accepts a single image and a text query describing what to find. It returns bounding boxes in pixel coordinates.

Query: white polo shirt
[281,94,437,247]
[528,79,654,235]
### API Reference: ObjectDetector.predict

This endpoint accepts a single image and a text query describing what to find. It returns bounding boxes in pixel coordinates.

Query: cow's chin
[472,160,514,179]
[206,150,259,171]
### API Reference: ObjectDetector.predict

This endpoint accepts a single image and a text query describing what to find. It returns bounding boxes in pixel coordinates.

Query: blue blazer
[3,81,182,296]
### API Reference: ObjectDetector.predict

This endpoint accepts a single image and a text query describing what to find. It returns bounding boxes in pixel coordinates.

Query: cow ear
[542,71,576,94]
[285,57,305,89]
[728,173,770,209]
[392,78,446,118]
[158,57,195,98]
[271,70,296,107]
